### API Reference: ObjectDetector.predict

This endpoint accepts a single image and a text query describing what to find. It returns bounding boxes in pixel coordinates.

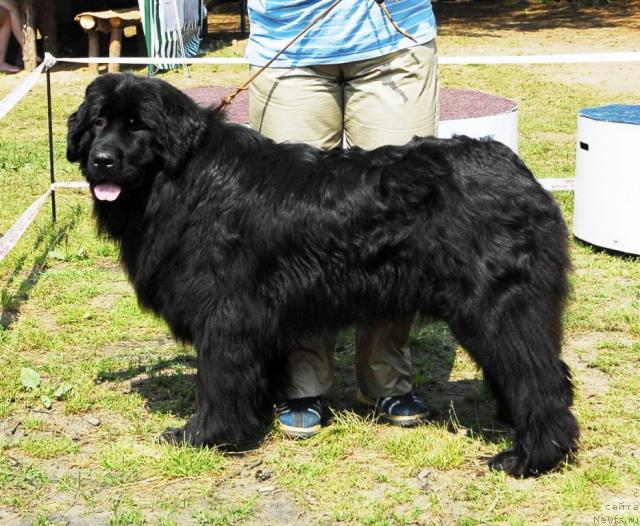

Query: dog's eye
[128,117,143,131]
[94,117,107,128]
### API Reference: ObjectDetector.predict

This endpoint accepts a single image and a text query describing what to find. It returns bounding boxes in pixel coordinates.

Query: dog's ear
[155,83,208,176]
[66,101,90,162]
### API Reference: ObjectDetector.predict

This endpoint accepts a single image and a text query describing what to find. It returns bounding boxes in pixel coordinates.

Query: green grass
[16,435,80,459]
[383,425,476,471]
[0,457,49,508]
[1,15,640,526]
[191,497,257,526]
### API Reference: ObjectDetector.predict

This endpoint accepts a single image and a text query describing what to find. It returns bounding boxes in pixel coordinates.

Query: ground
[1,1,639,525]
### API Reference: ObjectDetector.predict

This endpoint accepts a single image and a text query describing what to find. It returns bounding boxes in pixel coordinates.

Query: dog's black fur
[67,73,579,477]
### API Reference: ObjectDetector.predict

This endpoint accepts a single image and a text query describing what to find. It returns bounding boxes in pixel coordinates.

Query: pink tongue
[94,183,122,201]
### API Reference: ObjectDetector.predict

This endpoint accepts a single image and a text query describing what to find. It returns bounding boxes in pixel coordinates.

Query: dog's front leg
[161,317,275,451]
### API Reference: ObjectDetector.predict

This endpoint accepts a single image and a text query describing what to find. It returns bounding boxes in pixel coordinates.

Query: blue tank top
[245,0,437,67]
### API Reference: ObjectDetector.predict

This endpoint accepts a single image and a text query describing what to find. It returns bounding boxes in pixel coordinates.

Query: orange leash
[217,0,346,111]
[375,0,418,43]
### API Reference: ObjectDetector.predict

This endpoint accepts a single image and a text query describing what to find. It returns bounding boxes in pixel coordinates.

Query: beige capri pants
[248,40,439,399]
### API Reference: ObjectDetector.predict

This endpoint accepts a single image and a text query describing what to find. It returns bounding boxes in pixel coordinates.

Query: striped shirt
[138,0,206,70]
[245,0,437,67]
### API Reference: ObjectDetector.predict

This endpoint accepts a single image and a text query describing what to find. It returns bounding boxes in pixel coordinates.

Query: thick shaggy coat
[67,73,579,477]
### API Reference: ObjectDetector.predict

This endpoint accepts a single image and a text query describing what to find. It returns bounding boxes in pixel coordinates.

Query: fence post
[45,39,57,223]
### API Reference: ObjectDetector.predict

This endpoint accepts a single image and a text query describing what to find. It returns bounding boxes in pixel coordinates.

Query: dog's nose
[92,151,116,169]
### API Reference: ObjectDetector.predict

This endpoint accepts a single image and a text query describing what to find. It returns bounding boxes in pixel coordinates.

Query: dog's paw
[158,427,192,446]
[158,425,262,453]
[488,448,532,478]
[157,424,210,447]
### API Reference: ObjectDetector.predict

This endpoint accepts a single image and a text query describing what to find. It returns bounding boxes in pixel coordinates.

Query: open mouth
[93,183,122,202]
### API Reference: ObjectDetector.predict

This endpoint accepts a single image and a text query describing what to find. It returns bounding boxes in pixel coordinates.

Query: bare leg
[0,15,10,61]
[0,0,24,50]
[0,11,20,73]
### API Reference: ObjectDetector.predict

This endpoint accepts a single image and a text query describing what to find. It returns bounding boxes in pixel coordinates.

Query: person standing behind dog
[246,0,439,438]
[0,0,24,74]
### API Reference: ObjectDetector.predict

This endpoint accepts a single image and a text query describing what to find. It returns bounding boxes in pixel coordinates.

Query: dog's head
[67,73,207,202]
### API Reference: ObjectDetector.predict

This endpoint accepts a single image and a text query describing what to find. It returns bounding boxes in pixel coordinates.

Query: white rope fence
[48,50,640,66]
[1,50,639,262]
[0,181,89,261]
[0,57,51,121]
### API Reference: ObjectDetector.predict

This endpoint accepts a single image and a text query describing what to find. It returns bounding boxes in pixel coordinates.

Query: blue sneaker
[276,397,323,438]
[357,390,431,427]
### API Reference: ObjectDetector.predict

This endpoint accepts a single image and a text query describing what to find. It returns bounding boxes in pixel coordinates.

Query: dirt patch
[206,1,249,36]
[436,0,640,44]
[435,0,640,95]
[564,333,615,398]
[549,63,640,96]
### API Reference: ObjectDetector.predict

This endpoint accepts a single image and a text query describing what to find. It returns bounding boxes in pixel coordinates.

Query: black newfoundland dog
[67,73,578,477]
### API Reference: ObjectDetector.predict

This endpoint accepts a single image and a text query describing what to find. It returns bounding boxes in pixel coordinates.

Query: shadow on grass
[96,354,197,418]
[1,205,82,330]
[573,237,640,261]
[330,325,512,445]
[95,322,512,446]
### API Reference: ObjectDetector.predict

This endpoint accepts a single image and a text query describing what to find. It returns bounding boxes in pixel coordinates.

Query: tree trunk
[108,24,123,73]
[88,31,99,74]
[20,0,37,70]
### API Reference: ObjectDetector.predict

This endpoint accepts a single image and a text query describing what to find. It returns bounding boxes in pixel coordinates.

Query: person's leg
[343,40,439,149]
[274,335,335,438]
[343,41,439,424]
[355,320,413,398]
[355,317,432,427]
[0,11,9,59]
[249,64,344,149]
[0,0,23,52]
[249,65,344,436]
[0,9,19,73]
[284,335,336,400]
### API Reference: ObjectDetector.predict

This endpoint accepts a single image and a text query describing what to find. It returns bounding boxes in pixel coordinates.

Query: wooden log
[79,15,96,31]
[19,0,37,71]
[81,16,115,34]
[75,10,143,74]
[108,26,123,73]
[88,31,99,74]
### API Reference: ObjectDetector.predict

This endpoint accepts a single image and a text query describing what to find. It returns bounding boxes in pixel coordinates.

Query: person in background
[245,0,439,438]
[0,0,23,74]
